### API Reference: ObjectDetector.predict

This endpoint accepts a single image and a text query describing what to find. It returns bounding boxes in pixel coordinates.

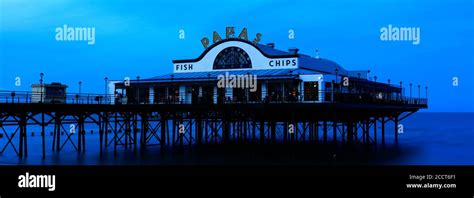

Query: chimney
[288,47,299,54]
[315,49,320,59]
[266,43,275,48]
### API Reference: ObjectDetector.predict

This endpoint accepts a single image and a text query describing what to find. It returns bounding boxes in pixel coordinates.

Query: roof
[172,39,348,76]
[258,43,349,75]
[133,68,320,83]
[298,55,348,76]
[31,83,68,88]
[138,39,353,83]
[257,43,295,56]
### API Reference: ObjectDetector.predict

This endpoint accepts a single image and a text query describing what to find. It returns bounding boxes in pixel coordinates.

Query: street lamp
[39,73,44,103]
[334,68,339,93]
[374,76,377,83]
[409,82,412,98]
[79,81,82,95]
[399,81,403,98]
[11,91,16,103]
[104,77,108,103]
[388,79,391,85]
[418,84,421,99]
[425,85,428,98]
[78,81,82,104]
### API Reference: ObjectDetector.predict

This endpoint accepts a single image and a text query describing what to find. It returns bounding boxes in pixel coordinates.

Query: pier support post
[381,117,385,145]
[114,112,118,156]
[41,112,45,159]
[196,113,202,145]
[133,112,138,152]
[394,115,399,144]
[104,112,109,148]
[354,122,358,144]
[365,119,370,145]
[315,121,319,144]
[252,120,256,143]
[82,115,86,152]
[140,112,147,148]
[323,121,327,144]
[18,113,27,158]
[347,122,353,144]
[77,114,82,153]
[373,117,377,145]
[341,123,345,144]
[302,122,306,142]
[160,113,166,147]
[125,112,130,148]
[54,112,61,152]
[270,121,276,143]
[99,112,103,155]
[214,117,218,144]
[74,113,86,153]
[172,114,176,147]
[223,114,230,144]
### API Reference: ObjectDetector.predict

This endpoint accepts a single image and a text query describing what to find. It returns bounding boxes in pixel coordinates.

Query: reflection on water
[0,113,473,165]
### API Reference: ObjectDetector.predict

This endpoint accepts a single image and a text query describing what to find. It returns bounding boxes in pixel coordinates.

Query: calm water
[0,112,473,165]
[386,112,474,165]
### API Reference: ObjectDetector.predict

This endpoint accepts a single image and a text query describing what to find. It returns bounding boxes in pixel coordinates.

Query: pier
[0,90,427,158]
[0,34,430,159]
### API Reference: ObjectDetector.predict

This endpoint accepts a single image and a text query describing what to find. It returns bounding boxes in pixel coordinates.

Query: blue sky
[0,0,473,112]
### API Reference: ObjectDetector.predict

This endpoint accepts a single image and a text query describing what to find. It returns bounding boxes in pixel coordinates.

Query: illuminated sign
[269,59,297,67]
[173,28,298,73]
[201,27,262,49]
[175,64,193,71]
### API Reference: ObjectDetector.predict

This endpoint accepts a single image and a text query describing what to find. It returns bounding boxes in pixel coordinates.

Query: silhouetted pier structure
[0,90,427,158]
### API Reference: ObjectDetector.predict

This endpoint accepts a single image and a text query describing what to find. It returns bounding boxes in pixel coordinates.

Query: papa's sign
[201,27,261,49]
[173,27,298,73]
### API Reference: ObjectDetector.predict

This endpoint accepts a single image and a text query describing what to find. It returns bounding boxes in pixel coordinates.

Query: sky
[0,0,473,112]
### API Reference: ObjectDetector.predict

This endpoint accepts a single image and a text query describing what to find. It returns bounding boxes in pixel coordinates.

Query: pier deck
[0,91,427,158]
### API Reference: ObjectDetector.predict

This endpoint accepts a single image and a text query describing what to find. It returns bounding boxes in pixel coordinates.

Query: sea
[0,112,472,166]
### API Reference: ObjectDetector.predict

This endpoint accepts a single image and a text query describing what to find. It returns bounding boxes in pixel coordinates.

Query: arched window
[213,47,252,69]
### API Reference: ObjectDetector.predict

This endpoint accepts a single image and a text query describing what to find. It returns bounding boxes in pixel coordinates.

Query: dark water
[386,112,474,165]
[0,112,472,165]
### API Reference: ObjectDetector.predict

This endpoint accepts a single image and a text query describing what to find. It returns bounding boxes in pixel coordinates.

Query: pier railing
[0,90,427,106]
[0,90,116,104]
